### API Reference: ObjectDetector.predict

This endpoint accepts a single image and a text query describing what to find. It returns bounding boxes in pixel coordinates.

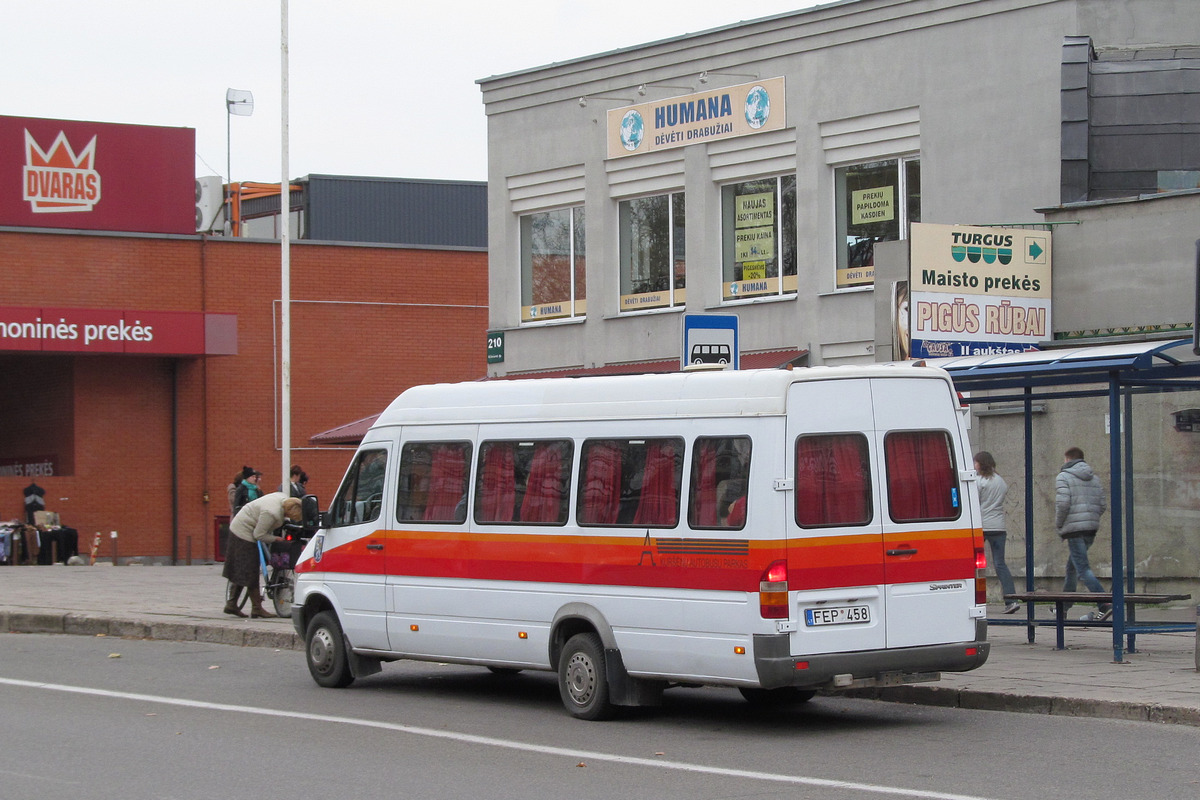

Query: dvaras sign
[907,223,1052,358]
[0,306,238,356]
[0,115,194,235]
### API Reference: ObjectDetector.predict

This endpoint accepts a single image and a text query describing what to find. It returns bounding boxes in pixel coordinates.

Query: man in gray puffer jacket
[1055,446,1111,620]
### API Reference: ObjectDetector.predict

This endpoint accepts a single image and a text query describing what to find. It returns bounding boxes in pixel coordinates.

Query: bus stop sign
[681,313,739,369]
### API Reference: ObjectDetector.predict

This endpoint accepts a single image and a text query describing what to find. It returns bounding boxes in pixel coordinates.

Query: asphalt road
[3,633,1199,800]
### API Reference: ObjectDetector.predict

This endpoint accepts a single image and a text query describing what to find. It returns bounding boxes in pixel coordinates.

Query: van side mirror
[300,494,324,533]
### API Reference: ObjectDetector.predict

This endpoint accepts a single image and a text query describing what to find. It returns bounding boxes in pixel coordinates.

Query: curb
[1,610,302,651]
[848,684,1200,728]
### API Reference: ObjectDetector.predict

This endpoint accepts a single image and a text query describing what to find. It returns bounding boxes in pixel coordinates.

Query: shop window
[329,449,388,527]
[721,176,796,302]
[474,440,573,525]
[618,192,685,313]
[884,430,960,523]
[688,436,752,529]
[396,442,472,524]
[520,207,585,323]
[834,157,920,290]
[795,434,872,528]
[577,438,683,527]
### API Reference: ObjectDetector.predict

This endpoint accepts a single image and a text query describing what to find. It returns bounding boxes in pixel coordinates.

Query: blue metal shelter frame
[928,339,1200,662]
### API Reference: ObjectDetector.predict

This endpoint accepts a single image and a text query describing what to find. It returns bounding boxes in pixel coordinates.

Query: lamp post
[225,88,254,236]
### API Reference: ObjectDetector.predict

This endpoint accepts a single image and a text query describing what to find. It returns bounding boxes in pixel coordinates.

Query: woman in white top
[975,451,1019,613]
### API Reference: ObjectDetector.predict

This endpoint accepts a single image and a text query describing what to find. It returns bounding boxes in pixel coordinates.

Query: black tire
[305,610,355,688]
[270,568,295,618]
[558,633,616,720]
[739,686,816,706]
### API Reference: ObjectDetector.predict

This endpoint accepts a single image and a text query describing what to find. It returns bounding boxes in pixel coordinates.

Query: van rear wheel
[739,687,816,706]
[558,633,616,720]
[306,610,355,688]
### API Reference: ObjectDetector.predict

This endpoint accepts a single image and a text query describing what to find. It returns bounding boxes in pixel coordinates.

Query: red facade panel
[0,115,194,235]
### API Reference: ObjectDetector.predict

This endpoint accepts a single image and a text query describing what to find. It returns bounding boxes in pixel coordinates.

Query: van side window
[884,430,961,522]
[577,438,683,527]
[795,434,872,527]
[396,442,472,524]
[688,436,751,529]
[474,440,573,525]
[328,449,388,527]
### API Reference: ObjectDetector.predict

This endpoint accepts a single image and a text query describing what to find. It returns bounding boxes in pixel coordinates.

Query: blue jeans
[1063,533,1109,610]
[984,531,1016,599]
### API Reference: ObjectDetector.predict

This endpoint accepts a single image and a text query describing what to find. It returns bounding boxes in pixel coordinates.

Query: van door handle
[366,543,384,551]
[887,548,918,556]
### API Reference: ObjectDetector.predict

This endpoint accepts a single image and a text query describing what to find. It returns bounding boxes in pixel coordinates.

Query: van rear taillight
[974,546,988,605]
[759,559,789,619]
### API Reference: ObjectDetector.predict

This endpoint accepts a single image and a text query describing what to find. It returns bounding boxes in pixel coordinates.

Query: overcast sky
[2,0,824,183]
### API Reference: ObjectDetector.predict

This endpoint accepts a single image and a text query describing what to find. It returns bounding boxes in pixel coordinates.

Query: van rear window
[794,434,872,527]
[884,430,961,522]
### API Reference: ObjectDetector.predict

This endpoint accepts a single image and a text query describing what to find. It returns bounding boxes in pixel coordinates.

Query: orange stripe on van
[300,526,979,593]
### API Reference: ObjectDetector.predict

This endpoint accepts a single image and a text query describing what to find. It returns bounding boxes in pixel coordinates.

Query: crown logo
[23,129,102,213]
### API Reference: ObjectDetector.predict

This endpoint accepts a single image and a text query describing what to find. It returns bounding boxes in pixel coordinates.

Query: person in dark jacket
[232,468,264,515]
[1055,446,1111,621]
[279,464,306,498]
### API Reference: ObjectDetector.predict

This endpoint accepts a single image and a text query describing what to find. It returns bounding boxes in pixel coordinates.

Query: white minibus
[293,365,990,719]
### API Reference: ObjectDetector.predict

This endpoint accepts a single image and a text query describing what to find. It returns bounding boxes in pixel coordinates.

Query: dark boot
[250,593,275,619]
[223,585,248,618]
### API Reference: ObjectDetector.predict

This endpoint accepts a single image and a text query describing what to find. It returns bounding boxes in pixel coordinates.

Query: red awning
[307,348,809,445]
[308,413,380,445]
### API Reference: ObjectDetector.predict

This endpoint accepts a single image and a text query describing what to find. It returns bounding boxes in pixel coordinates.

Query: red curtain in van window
[580,442,622,524]
[691,441,719,527]
[424,445,467,522]
[885,431,956,521]
[633,442,678,526]
[519,443,565,523]
[795,435,870,526]
[478,443,516,522]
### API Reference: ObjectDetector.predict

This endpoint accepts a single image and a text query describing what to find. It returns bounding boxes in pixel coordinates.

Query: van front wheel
[306,610,355,688]
[558,633,615,720]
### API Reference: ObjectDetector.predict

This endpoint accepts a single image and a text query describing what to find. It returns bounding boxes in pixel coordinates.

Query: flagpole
[280,0,291,489]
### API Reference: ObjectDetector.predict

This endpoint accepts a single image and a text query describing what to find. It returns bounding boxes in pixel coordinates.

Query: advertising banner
[0,115,195,234]
[607,78,785,159]
[908,223,1052,358]
[0,306,237,356]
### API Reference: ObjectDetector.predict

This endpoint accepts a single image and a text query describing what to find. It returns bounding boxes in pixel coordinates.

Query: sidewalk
[2,564,1197,726]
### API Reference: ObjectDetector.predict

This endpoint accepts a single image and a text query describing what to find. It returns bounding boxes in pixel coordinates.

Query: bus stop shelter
[928,338,1200,661]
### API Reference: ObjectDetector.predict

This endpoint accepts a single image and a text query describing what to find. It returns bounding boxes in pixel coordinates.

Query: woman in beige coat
[222,493,302,618]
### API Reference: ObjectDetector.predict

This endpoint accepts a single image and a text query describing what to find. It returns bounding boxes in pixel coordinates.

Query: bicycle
[263,524,309,618]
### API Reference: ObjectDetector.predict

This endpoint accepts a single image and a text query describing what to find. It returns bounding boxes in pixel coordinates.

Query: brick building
[1,117,488,563]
